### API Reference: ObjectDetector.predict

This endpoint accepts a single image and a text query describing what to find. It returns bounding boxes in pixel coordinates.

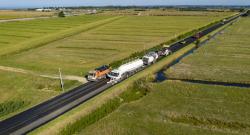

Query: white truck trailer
[107,59,144,83]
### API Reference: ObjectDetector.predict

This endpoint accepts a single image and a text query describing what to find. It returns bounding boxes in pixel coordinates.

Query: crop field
[165,17,250,84]
[0,70,79,120]
[0,10,55,20]
[98,9,234,16]
[0,15,112,56]
[80,81,250,135]
[0,15,229,76]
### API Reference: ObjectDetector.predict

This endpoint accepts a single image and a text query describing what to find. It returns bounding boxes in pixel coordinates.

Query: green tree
[58,11,65,17]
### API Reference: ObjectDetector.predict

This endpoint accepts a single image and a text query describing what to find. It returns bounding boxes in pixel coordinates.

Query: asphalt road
[0,12,243,135]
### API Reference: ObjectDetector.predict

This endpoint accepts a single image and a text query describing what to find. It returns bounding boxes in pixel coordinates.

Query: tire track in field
[0,65,86,83]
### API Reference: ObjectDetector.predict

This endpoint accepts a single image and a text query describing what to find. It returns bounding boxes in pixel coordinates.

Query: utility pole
[59,68,64,92]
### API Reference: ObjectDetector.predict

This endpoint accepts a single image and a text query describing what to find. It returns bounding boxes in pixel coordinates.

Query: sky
[0,0,250,9]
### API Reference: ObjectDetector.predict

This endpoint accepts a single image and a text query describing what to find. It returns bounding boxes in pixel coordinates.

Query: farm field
[80,81,250,135]
[98,9,235,16]
[0,15,112,56]
[0,14,231,76]
[0,70,80,120]
[165,17,250,84]
[0,10,55,20]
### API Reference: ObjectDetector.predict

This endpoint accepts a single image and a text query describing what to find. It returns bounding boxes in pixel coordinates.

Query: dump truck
[87,65,111,81]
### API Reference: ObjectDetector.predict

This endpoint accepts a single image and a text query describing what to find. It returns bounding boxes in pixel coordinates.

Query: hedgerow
[59,78,151,135]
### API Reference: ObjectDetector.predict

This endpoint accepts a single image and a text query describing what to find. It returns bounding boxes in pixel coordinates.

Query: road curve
[0,12,243,135]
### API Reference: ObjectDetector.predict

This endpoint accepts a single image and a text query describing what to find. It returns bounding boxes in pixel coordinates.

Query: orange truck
[87,65,111,81]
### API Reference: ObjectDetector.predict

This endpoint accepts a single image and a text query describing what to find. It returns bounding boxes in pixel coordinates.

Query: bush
[58,11,65,17]
[0,100,30,117]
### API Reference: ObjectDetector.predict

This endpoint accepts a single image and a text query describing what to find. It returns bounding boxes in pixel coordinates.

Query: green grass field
[0,15,228,76]
[0,70,80,120]
[0,10,55,20]
[80,81,250,135]
[165,17,250,84]
[0,15,112,56]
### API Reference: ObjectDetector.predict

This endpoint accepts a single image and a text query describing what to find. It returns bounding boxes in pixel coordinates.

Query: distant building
[36,8,52,12]
[86,9,97,14]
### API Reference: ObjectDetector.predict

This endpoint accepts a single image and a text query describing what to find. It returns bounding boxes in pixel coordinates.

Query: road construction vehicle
[87,65,111,81]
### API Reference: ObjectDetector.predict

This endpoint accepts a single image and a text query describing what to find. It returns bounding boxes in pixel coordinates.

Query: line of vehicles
[86,45,172,84]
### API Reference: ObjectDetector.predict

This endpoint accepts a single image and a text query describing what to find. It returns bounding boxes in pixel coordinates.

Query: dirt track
[0,65,86,83]
[0,16,52,23]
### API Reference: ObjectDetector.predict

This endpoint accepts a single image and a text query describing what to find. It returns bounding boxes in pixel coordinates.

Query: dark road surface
[0,12,244,135]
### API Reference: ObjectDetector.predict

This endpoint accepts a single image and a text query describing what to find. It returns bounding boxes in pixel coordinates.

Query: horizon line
[1,4,250,10]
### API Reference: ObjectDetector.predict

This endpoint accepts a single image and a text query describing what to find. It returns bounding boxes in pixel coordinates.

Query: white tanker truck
[107,59,144,83]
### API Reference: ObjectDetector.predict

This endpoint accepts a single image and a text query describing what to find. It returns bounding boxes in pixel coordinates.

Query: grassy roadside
[0,70,81,121]
[199,17,239,43]
[60,78,152,135]
[0,16,121,57]
[30,42,196,135]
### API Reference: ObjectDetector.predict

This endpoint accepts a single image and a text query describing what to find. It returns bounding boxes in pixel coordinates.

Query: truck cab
[87,65,111,81]
[107,69,123,83]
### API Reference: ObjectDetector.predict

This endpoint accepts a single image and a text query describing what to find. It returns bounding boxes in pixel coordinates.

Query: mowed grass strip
[0,15,114,56]
[80,81,250,135]
[165,17,250,84]
[0,15,228,76]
